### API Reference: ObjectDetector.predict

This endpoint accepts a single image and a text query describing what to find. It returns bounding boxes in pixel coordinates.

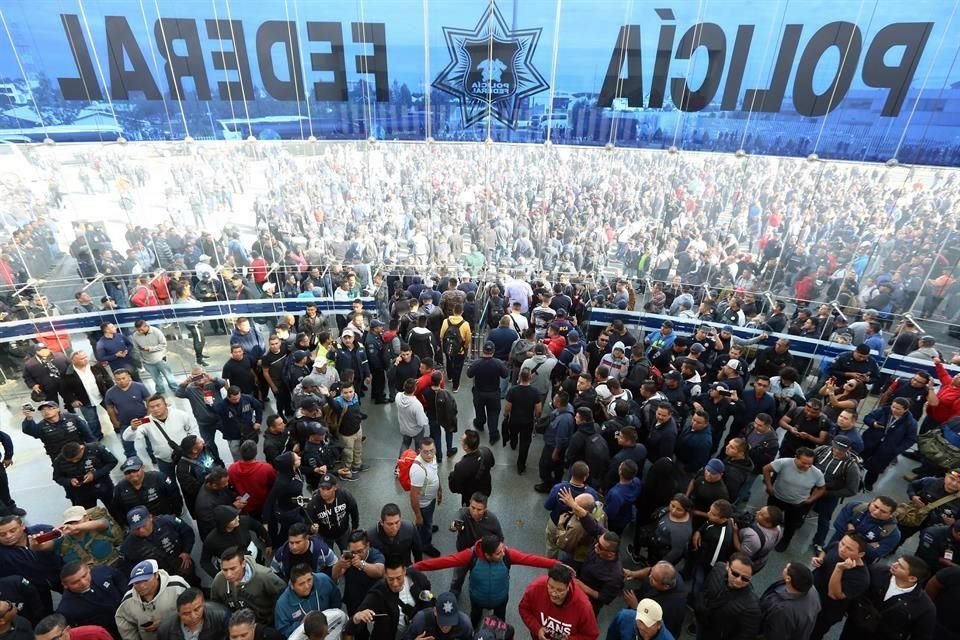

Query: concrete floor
[0,331,920,639]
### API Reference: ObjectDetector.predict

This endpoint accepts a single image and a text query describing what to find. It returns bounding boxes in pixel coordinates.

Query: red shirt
[518,575,598,640]
[929,361,960,424]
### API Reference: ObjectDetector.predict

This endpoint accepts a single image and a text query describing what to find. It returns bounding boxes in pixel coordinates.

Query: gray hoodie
[396,391,429,437]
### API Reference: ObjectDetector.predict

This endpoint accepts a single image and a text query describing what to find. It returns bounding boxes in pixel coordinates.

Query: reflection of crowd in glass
[1,143,960,639]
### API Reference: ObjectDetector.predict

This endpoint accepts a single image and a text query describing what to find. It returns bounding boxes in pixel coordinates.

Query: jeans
[472,389,501,439]
[143,359,180,394]
[812,494,841,546]
[446,354,466,389]
[225,439,242,463]
[78,405,104,439]
[198,422,223,462]
[429,422,455,462]
[417,499,436,548]
[399,434,424,458]
[538,446,563,485]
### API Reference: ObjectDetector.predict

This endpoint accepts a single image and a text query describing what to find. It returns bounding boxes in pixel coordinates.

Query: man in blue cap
[119,507,197,585]
[402,591,473,639]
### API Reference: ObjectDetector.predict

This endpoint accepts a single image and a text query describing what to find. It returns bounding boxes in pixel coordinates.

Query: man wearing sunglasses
[691,551,761,640]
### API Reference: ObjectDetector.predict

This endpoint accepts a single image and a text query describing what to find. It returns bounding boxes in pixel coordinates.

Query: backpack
[474,616,515,640]
[320,397,347,435]
[434,388,459,432]
[443,319,465,356]
[564,346,590,376]
[555,501,606,555]
[584,433,609,467]
[397,449,422,491]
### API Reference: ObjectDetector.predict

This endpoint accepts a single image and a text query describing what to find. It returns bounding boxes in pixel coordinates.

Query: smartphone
[718,389,733,397]
[240,493,250,502]
[22,403,33,411]
[192,374,204,382]
[342,551,354,561]
[130,418,141,427]
[946,549,954,562]
[453,519,465,531]
[141,621,154,629]
[33,529,62,543]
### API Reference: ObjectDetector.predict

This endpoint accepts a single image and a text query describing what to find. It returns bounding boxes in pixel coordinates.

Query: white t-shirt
[883,579,916,601]
[409,456,439,507]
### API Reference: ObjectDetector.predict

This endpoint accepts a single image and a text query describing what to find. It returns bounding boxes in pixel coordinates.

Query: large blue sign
[0,1,958,165]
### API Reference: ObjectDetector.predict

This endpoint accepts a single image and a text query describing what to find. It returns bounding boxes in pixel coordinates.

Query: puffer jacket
[115,570,190,640]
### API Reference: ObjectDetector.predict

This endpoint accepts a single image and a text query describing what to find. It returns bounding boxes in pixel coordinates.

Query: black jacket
[110,471,183,524]
[448,448,494,504]
[22,354,68,399]
[201,505,269,576]
[60,363,113,407]
[21,413,92,458]
[194,485,238,540]
[843,564,937,640]
[721,455,755,499]
[157,600,230,640]
[52,443,117,503]
[343,569,433,640]
[118,515,195,576]
[366,520,423,566]
[693,562,762,640]
[56,565,124,636]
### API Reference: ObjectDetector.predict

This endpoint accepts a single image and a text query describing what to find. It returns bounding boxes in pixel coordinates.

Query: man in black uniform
[260,335,290,417]
[119,507,197,585]
[466,342,509,445]
[21,401,94,463]
[110,456,183,524]
[52,441,117,508]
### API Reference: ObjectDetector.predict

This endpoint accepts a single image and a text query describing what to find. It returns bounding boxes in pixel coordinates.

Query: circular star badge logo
[433,2,549,129]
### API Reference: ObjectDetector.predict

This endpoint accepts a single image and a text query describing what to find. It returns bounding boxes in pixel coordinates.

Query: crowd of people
[2,250,960,640]
[0,142,959,640]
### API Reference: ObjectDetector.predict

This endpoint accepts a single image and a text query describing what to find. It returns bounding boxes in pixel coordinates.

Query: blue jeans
[812,494,842,547]
[429,422,455,462]
[78,405,103,440]
[199,423,223,463]
[143,359,180,394]
[417,499,436,548]
[120,426,157,460]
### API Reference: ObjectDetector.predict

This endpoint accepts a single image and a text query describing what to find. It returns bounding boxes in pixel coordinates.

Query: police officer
[118,507,198,585]
[21,401,94,462]
[110,456,183,524]
[466,341,509,446]
[52,441,118,508]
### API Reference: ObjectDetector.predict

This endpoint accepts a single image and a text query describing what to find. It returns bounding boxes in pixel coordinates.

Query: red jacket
[518,574,598,640]
[227,460,277,514]
[929,361,960,424]
[543,336,566,359]
[250,257,268,284]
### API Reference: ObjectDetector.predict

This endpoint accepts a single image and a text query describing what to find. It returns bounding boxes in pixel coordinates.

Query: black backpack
[443,319,465,356]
